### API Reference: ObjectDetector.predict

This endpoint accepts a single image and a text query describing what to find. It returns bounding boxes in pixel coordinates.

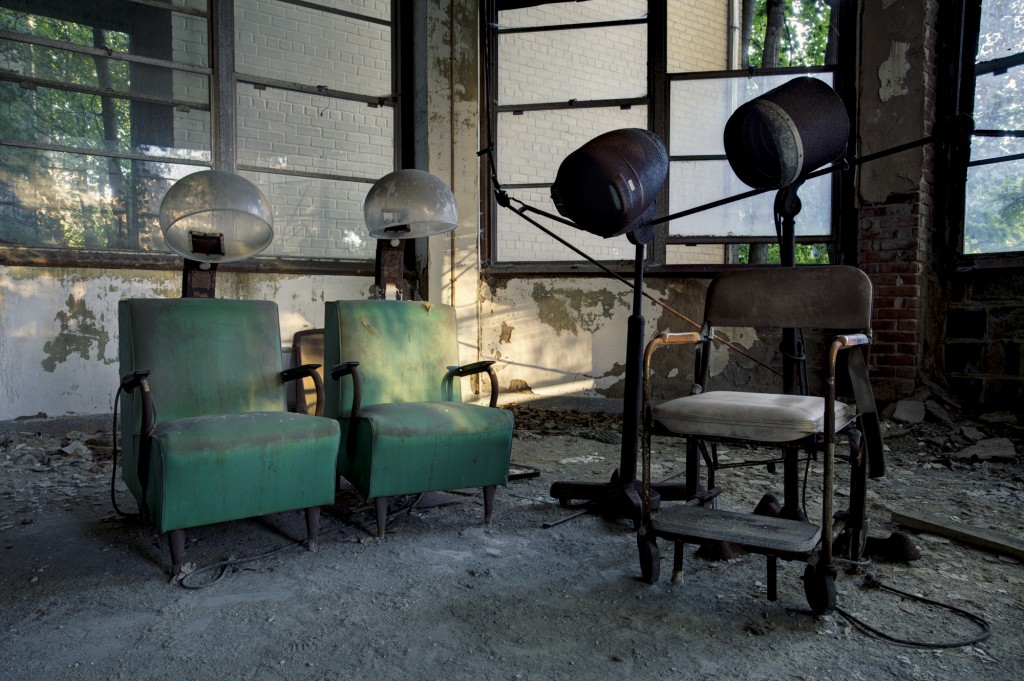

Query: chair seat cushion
[652,391,856,443]
[147,412,340,532]
[339,402,514,499]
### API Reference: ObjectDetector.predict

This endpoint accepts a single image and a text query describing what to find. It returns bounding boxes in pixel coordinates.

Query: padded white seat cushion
[652,391,857,443]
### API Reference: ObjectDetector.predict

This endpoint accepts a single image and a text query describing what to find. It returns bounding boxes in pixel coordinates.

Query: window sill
[482,261,790,279]
[0,246,374,276]
[955,252,1024,273]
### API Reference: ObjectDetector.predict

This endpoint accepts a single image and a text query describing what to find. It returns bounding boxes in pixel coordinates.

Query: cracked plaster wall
[479,273,820,406]
[0,266,370,421]
[478,277,790,402]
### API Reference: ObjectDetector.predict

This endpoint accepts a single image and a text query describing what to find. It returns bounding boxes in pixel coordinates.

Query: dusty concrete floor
[0,406,1022,680]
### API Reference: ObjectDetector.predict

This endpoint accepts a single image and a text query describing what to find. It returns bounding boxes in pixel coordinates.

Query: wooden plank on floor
[891,509,1024,561]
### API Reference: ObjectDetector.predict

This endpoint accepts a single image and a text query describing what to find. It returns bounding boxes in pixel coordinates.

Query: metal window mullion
[0,29,212,76]
[0,137,211,167]
[0,70,210,110]
[236,163,376,184]
[273,0,391,28]
[497,96,647,113]
[213,0,235,170]
[975,51,1024,77]
[120,0,209,19]
[498,182,551,190]
[667,65,834,82]
[496,17,646,35]
[236,74,396,107]
[671,155,728,162]
[973,129,1024,137]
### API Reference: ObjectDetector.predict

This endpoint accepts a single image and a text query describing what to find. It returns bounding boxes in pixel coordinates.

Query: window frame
[0,0,399,275]
[950,0,1024,271]
[481,0,857,275]
[480,0,656,272]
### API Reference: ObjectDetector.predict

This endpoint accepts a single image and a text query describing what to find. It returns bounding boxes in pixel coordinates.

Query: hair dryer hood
[723,76,850,190]
[551,128,668,243]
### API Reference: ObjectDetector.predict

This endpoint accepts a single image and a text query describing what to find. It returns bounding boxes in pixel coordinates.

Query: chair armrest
[119,370,155,502]
[281,364,325,417]
[329,361,362,419]
[834,333,870,348]
[642,331,707,406]
[450,360,499,408]
[827,333,884,478]
[654,331,704,347]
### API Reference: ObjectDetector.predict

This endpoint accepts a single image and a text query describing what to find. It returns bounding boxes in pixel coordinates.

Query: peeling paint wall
[474,276,777,404]
[857,0,930,205]
[481,278,641,399]
[0,265,370,420]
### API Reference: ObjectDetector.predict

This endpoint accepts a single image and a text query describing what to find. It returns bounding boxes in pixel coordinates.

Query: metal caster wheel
[637,527,661,585]
[803,563,837,616]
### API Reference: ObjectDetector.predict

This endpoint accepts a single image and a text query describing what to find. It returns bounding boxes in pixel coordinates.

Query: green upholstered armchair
[118,299,341,575]
[324,300,514,537]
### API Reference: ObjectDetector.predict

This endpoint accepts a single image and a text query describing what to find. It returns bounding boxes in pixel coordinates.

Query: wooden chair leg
[767,555,778,601]
[168,529,186,577]
[374,496,390,537]
[305,506,320,552]
[483,485,497,524]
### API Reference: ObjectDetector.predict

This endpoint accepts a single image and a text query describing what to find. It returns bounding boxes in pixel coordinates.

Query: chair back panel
[705,266,872,331]
[119,299,287,424]
[325,300,460,414]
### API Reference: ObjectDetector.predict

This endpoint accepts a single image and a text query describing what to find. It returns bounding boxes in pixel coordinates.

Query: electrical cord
[177,518,363,589]
[176,495,428,590]
[109,386,139,518]
[837,573,993,649]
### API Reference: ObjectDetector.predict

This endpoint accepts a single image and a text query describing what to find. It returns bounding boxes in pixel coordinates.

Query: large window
[0,0,395,266]
[664,0,842,266]
[484,0,845,267]
[486,0,649,263]
[962,0,1024,256]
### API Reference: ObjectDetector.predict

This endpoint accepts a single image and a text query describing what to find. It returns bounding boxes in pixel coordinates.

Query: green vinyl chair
[118,298,340,575]
[324,300,514,537]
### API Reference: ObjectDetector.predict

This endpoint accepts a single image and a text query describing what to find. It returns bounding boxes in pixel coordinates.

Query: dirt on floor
[0,403,1022,680]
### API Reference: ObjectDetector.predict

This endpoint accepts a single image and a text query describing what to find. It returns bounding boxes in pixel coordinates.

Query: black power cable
[176,495,429,589]
[837,573,992,649]
[109,386,139,518]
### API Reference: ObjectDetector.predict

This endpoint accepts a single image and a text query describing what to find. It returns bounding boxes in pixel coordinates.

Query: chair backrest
[291,328,324,415]
[119,299,287,427]
[324,300,461,416]
[704,265,872,331]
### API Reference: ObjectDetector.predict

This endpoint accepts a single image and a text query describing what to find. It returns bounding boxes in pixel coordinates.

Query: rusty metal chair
[637,266,885,615]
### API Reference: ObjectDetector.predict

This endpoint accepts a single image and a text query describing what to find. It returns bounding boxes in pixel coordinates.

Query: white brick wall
[496,1,649,262]
[164,0,393,261]
[667,0,729,73]
[495,0,736,262]
[234,0,392,260]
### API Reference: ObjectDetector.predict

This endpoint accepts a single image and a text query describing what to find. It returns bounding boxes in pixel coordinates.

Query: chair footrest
[652,505,821,554]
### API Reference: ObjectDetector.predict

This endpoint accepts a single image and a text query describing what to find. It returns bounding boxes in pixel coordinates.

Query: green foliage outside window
[735,242,831,264]
[0,7,155,252]
[964,0,1024,255]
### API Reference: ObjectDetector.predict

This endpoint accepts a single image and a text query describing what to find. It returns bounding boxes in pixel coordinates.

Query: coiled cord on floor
[836,572,992,649]
[176,519,361,590]
[176,494,428,589]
